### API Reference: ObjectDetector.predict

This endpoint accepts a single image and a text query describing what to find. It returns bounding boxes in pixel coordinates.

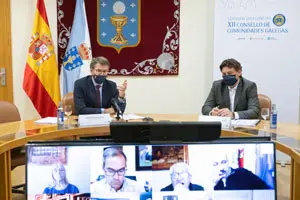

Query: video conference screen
[26,141,276,200]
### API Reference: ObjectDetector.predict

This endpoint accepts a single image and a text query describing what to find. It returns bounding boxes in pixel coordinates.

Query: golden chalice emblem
[110,15,128,45]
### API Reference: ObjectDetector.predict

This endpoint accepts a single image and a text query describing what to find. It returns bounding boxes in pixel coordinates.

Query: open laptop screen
[26,141,276,200]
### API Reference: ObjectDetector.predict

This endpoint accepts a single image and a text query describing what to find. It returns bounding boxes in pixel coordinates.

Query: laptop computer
[26,139,276,200]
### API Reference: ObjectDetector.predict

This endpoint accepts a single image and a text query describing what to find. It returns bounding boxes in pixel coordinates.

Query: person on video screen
[161,162,204,192]
[213,153,271,190]
[91,147,141,197]
[43,163,79,195]
[153,149,163,161]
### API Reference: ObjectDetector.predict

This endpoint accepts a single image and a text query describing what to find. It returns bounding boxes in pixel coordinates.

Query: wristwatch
[232,112,235,119]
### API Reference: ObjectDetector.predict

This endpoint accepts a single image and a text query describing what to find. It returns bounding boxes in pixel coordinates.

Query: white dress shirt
[228,81,240,119]
[91,76,104,112]
[91,77,126,113]
[91,177,142,199]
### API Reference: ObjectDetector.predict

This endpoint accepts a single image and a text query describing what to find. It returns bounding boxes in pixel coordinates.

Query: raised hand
[117,80,127,98]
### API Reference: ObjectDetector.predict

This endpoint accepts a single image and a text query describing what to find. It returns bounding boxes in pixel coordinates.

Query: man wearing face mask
[74,56,127,115]
[202,58,260,119]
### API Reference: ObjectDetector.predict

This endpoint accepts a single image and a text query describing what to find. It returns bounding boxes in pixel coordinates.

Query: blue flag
[60,0,92,97]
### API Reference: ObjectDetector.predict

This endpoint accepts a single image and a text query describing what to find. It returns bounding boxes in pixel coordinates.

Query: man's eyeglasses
[104,168,126,176]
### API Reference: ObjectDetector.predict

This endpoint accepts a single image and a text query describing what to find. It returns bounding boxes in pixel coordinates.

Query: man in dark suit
[202,58,260,119]
[161,162,204,192]
[74,56,127,115]
[212,153,271,190]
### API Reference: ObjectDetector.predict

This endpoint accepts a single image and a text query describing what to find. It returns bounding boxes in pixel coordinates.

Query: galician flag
[60,0,92,97]
[23,0,61,117]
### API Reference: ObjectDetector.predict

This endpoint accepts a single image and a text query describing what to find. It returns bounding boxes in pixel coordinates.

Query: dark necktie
[95,85,101,108]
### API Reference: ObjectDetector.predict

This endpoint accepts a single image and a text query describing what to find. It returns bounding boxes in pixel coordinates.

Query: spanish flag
[23,0,60,117]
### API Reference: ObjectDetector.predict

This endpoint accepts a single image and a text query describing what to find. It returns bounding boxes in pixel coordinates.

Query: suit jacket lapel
[102,81,108,107]
[234,79,243,111]
[222,84,231,109]
[88,76,97,106]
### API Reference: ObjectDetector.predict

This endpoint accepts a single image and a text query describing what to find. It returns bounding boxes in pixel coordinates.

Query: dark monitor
[110,121,222,143]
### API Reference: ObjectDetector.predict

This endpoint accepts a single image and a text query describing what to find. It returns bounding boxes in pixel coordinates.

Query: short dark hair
[90,56,110,70]
[102,147,127,168]
[219,58,242,72]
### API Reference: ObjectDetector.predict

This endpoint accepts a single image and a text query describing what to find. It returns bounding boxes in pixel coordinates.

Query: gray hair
[90,56,110,70]
[102,147,127,168]
[169,162,191,175]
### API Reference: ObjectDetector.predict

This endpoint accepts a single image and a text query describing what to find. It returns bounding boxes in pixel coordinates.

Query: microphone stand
[111,98,123,121]
[116,109,121,121]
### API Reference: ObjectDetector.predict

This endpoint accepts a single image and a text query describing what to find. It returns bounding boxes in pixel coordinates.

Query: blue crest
[273,14,286,27]
[63,46,83,71]
[98,0,141,53]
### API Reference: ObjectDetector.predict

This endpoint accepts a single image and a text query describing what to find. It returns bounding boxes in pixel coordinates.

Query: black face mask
[94,75,106,84]
[223,75,238,86]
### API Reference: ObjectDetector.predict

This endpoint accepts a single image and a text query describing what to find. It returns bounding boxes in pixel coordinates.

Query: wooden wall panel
[0,0,13,102]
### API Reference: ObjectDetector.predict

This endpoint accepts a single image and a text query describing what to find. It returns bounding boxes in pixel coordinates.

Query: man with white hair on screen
[160,162,204,192]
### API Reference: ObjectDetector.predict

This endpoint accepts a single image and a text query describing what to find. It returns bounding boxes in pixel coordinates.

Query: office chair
[0,101,21,123]
[0,101,26,194]
[258,94,272,118]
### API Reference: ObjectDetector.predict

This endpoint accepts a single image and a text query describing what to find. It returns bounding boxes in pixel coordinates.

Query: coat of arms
[97,0,141,53]
[29,32,55,66]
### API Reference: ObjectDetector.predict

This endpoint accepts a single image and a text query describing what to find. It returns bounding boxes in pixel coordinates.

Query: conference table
[0,114,300,200]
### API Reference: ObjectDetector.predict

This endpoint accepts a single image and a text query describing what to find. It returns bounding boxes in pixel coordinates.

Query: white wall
[11,0,215,120]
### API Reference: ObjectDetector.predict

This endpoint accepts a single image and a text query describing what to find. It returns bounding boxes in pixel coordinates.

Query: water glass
[261,108,270,120]
[64,105,72,125]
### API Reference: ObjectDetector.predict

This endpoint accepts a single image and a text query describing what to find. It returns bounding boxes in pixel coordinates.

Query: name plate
[78,114,112,127]
[198,115,231,129]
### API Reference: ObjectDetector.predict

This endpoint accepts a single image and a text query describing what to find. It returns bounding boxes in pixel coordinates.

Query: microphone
[111,98,123,115]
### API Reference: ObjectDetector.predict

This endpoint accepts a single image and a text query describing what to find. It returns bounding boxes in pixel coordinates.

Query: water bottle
[57,102,64,127]
[270,104,277,129]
